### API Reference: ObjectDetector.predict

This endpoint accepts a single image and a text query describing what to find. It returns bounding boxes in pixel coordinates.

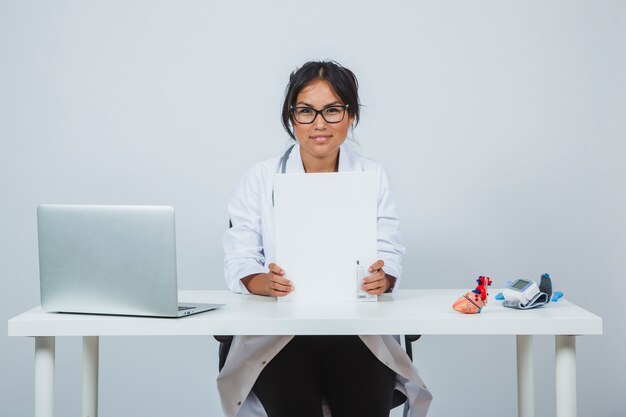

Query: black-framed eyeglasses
[290,104,349,124]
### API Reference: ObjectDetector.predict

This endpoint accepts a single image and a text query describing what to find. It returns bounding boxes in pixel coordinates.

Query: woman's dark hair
[281,61,361,140]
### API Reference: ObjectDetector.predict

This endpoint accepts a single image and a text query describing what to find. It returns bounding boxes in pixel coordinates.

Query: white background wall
[1,1,624,416]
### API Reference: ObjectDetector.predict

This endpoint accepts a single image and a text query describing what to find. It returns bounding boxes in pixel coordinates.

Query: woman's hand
[240,263,294,297]
[361,260,397,295]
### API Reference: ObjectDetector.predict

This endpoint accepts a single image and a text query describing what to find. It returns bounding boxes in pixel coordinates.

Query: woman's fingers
[362,267,388,295]
[368,259,384,272]
[268,263,285,276]
[362,260,387,295]
[266,263,293,297]
[269,274,293,293]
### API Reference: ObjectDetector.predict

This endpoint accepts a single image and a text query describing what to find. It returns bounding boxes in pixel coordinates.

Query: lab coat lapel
[338,143,358,172]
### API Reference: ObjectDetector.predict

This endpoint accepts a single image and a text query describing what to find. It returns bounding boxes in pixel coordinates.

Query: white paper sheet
[273,172,378,302]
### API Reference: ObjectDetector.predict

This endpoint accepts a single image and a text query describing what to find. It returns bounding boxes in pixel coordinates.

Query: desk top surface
[8,289,602,337]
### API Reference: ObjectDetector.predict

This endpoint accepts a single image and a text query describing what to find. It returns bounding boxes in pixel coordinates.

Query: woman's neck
[300,148,340,173]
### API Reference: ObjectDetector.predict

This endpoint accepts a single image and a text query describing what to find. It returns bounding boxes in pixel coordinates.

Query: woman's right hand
[240,263,294,297]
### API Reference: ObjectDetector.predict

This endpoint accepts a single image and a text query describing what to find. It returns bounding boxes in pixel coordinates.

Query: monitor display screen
[512,279,531,290]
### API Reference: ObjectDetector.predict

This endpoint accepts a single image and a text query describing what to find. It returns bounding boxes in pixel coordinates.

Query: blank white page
[273,172,377,302]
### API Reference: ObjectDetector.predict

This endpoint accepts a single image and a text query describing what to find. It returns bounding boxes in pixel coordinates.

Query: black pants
[252,336,396,417]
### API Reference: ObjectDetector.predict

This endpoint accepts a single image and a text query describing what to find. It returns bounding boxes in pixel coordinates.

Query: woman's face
[292,80,354,165]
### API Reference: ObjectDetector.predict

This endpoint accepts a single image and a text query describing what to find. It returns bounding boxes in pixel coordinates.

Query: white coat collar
[285,142,359,174]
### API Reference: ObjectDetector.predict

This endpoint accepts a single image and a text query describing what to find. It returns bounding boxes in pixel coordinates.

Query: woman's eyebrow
[295,101,342,108]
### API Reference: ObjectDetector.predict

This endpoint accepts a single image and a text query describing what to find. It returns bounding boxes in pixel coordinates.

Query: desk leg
[82,336,99,417]
[556,335,576,417]
[35,336,55,417]
[516,335,534,417]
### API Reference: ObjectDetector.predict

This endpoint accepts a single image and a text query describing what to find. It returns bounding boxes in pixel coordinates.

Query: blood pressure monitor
[502,279,540,306]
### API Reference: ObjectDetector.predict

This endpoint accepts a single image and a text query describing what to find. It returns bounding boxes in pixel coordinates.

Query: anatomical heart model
[452,276,492,314]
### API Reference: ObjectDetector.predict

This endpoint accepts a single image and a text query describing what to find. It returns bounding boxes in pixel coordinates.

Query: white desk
[8,289,602,417]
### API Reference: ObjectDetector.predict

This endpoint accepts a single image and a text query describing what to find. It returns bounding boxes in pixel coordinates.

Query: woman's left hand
[361,260,396,295]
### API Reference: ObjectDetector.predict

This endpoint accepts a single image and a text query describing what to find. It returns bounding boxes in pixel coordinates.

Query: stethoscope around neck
[278,144,295,175]
[272,144,295,207]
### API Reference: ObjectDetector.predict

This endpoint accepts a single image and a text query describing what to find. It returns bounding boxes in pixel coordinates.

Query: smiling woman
[220,61,432,417]
[281,62,360,173]
[281,61,361,136]
[291,81,353,172]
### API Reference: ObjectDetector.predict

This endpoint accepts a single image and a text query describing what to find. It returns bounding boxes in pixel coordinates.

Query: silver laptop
[37,204,221,317]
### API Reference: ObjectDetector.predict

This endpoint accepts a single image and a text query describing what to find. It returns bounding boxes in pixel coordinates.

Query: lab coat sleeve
[376,166,405,291]
[223,163,268,294]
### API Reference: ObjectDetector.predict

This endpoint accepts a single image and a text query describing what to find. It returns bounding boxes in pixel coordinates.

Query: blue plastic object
[495,292,505,300]
[552,291,563,302]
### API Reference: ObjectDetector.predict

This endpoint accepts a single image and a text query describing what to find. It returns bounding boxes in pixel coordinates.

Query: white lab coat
[219,142,432,417]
